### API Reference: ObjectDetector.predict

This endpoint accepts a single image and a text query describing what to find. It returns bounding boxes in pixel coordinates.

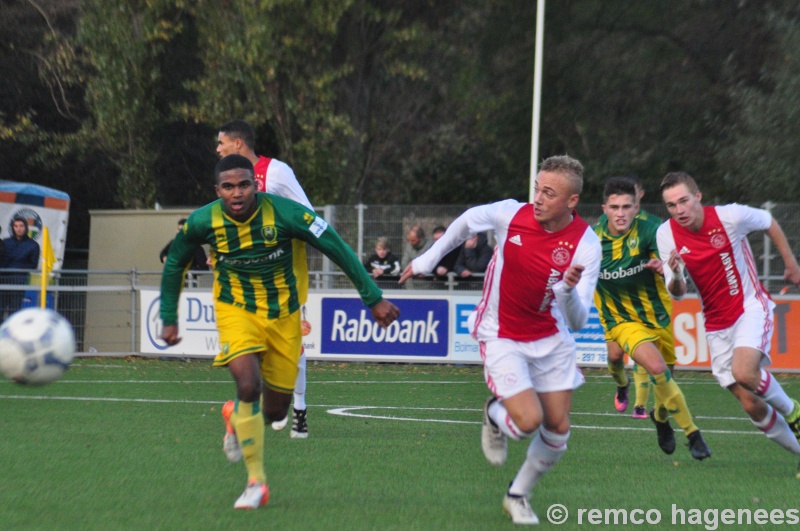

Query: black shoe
[614,382,629,412]
[290,408,308,439]
[687,430,711,460]
[650,409,676,455]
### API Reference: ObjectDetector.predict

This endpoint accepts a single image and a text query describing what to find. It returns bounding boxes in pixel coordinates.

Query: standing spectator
[431,225,461,280]
[400,155,601,525]
[160,218,209,271]
[364,236,401,288]
[401,225,433,289]
[2,217,40,317]
[454,232,493,286]
[401,225,432,268]
[657,171,800,473]
[217,119,314,438]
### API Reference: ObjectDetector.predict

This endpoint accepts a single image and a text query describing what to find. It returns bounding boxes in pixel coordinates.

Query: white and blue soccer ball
[0,308,76,385]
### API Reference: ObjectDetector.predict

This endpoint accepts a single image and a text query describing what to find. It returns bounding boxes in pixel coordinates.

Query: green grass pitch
[1,360,798,529]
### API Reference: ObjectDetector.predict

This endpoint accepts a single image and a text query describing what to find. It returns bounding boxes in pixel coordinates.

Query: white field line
[0,393,760,435]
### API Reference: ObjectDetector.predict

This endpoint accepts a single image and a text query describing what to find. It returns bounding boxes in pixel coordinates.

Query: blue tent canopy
[0,180,70,208]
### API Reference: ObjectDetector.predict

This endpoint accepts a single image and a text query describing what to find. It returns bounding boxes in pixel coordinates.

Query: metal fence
[3,202,798,354]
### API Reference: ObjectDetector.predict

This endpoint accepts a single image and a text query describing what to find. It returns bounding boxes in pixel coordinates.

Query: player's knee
[513,412,543,435]
[235,378,262,403]
[731,367,759,391]
[262,390,292,421]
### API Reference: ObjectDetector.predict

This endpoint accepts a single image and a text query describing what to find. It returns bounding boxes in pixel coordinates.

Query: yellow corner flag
[40,226,56,309]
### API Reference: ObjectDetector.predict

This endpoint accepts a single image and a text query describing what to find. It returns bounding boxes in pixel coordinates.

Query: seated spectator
[364,236,402,288]
[432,225,461,280]
[455,232,493,287]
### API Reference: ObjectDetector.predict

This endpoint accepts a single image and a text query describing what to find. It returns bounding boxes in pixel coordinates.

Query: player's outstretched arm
[765,219,800,287]
[398,264,417,284]
[370,299,400,328]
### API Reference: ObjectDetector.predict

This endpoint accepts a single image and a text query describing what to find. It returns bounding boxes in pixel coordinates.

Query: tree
[716,9,800,202]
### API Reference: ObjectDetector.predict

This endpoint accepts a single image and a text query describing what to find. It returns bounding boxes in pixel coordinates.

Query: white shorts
[480,333,585,398]
[707,308,773,388]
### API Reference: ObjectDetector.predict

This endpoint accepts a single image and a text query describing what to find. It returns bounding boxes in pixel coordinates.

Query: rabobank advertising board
[319,297,447,357]
[138,289,605,364]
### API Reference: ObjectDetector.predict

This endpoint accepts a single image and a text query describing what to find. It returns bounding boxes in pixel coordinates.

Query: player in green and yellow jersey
[597,175,672,419]
[594,177,710,460]
[160,154,400,509]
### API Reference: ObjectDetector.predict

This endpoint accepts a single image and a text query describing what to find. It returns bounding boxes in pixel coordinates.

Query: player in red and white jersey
[217,120,312,439]
[400,155,601,525]
[656,171,800,469]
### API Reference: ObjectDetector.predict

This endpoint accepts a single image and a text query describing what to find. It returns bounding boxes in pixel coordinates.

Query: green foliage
[716,11,800,203]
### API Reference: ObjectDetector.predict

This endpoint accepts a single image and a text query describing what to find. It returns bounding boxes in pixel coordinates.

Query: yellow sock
[633,363,651,408]
[233,399,266,483]
[607,359,628,387]
[650,371,698,436]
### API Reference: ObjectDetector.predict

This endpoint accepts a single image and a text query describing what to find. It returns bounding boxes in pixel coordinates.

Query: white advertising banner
[140,289,607,365]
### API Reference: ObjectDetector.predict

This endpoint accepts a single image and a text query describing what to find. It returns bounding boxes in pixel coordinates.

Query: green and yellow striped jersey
[160,193,382,324]
[592,213,671,331]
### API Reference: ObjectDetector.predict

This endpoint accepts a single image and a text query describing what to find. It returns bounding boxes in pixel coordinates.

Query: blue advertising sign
[321,297,448,356]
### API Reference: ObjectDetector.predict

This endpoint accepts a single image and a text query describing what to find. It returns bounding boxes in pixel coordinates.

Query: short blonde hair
[375,236,391,250]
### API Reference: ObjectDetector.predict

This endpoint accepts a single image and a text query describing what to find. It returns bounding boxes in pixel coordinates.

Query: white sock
[293,351,307,411]
[756,370,795,416]
[488,400,530,441]
[752,405,800,455]
[509,427,569,497]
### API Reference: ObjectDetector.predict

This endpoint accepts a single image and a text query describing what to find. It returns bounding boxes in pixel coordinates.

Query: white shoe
[481,397,507,466]
[271,415,289,431]
[223,432,242,463]
[233,480,269,510]
[221,400,242,463]
[503,494,539,525]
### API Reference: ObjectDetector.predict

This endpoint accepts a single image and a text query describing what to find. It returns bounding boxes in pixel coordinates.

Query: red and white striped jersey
[253,156,313,209]
[657,204,775,332]
[412,199,601,342]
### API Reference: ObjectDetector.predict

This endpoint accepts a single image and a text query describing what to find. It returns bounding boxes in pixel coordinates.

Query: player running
[160,154,399,509]
[594,177,710,459]
[657,171,800,475]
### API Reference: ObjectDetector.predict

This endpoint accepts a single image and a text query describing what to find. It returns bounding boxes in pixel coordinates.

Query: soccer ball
[0,308,76,385]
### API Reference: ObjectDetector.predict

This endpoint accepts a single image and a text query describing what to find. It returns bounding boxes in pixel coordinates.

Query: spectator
[364,236,402,289]
[2,217,40,316]
[454,232,493,287]
[401,225,433,289]
[455,232,492,277]
[432,225,461,280]
[160,218,209,271]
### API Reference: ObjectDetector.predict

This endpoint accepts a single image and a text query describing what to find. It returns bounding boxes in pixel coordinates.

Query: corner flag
[40,226,56,309]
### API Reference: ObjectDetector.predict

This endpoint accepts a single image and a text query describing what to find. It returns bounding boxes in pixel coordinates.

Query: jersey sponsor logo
[538,268,562,312]
[320,298,448,356]
[309,216,328,238]
[217,248,285,265]
[509,234,522,246]
[552,241,574,266]
[261,226,277,245]
[679,246,691,255]
[720,252,740,296]
[599,261,647,280]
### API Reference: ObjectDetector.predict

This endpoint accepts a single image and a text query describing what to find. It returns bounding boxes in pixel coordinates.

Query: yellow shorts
[213,302,302,393]
[607,321,676,365]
